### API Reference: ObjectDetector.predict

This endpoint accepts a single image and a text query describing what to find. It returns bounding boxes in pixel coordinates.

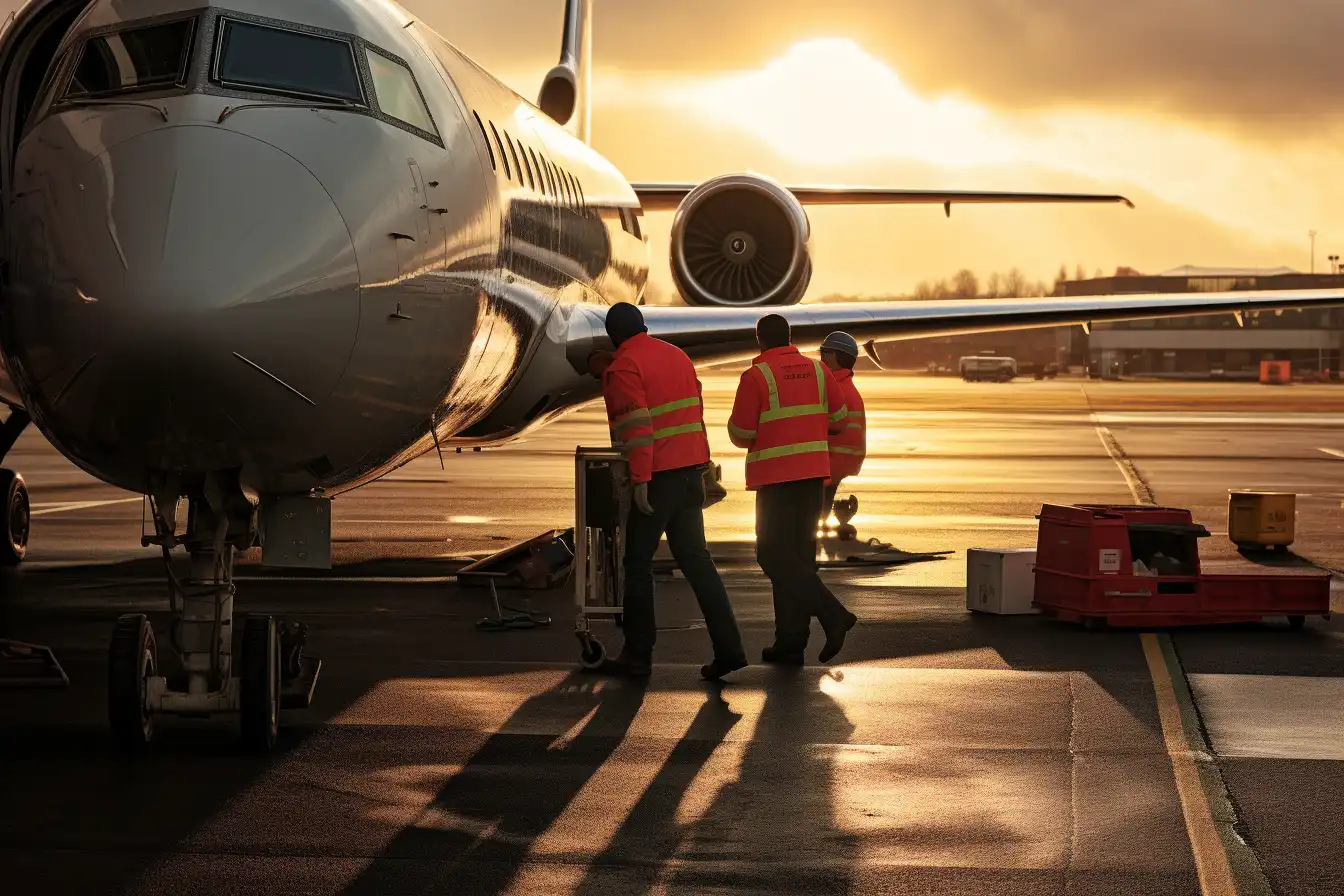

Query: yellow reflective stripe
[624,435,654,449]
[812,360,826,405]
[648,396,700,418]
[746,440,830,464]
[653,422,703,440]
[760,402,827,423]
[754,363,780,410]
[828,403,848,423]
[844,422,862,431]
[728,421,757,441]
[846,411,865,420]
[831,446,863,456]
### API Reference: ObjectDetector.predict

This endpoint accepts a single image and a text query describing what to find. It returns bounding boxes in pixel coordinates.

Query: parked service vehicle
[959,355,1018,382]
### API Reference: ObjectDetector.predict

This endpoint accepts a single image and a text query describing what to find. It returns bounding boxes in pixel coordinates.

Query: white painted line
[30,497,141,516]
[1317,447,1344,459]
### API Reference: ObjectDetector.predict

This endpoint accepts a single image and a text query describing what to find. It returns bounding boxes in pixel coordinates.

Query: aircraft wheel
[0,469,30,565]
[240,616,281,752]
[108,614,157,751]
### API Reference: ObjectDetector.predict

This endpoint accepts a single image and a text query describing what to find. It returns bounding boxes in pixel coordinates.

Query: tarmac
[2,374,1343,895]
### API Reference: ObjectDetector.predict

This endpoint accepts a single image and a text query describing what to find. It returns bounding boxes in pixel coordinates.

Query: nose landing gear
[110,472,321,752]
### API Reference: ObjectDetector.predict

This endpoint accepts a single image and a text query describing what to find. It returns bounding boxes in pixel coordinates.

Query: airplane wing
[632,184,1134,215]
[631,290,1344,366]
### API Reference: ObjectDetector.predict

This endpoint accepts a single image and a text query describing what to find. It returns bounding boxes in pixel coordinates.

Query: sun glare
[667,39,1003,167]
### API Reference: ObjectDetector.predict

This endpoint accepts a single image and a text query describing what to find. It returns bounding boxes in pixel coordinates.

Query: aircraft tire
[0,469,29,565]
[108,614,157,751]
[240,616,281,752]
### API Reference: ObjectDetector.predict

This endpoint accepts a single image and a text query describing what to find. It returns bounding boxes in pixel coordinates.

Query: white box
[966,548,1039,615]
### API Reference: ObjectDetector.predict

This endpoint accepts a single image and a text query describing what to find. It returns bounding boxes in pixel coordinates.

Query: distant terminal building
[1064,266,1344,379]
[874,266,1344,379]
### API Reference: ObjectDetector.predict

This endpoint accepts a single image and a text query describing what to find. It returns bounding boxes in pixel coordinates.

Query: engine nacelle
[670,173,812,307]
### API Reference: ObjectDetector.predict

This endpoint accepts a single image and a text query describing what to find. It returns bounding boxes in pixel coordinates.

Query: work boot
[818,610,858,664]
[761,645,805,666]
[700,656,748,681]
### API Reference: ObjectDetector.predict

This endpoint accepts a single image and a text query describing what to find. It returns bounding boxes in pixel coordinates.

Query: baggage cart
[1032,503,1331,629]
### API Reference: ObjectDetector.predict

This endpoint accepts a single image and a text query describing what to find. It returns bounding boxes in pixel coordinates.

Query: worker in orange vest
[819,331,866,528]
[728,314,858,665]
[594,302,747,681]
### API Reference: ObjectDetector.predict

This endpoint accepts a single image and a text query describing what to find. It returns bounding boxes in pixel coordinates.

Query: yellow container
[1227,491,1295,550]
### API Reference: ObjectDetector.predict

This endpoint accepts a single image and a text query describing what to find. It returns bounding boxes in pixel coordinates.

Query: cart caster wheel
[241,616,281,752]
[1273,544,1289,554]
[1287,615,1306,631]
[1081,616,1107,632]
[108,613,157,751]
[578,635,606,670]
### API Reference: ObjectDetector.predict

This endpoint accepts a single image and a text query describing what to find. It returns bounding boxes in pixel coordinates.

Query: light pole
[1331,254,1340,275]
[1310,230,1317,273]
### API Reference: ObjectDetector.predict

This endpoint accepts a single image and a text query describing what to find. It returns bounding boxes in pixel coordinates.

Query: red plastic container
[1032,503,1331,629]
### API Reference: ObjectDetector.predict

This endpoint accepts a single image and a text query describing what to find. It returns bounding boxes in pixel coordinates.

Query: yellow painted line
[1141,633,1237,896]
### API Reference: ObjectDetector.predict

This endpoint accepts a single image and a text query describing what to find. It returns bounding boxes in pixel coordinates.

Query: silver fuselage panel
[0,0,650,496]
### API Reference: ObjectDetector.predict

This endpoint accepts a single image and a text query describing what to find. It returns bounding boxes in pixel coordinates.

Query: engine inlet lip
[669,175,807,307]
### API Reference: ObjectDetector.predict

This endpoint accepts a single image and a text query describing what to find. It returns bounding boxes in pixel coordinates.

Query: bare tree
[985,272,1002,298]
[1054,264,1069,296]
[950,268,980,299]
[1075,264,1087,282]
[1002,267,1028,298]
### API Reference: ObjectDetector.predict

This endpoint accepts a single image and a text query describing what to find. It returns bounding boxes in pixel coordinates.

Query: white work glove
[633,481,654,515]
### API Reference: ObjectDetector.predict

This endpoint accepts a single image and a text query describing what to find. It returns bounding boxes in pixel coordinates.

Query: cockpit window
[365,48,436,136]
[213,19,364,104]
[63,18,196,99]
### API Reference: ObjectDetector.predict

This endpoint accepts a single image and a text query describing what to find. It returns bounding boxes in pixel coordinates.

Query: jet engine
[670,174,812,307]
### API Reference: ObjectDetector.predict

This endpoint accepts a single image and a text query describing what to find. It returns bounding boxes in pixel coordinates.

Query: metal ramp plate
[0,639,69,687]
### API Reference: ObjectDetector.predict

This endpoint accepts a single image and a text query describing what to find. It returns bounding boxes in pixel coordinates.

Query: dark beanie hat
[605,302,647,347]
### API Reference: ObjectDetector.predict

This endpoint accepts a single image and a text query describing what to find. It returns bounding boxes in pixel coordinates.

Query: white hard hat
[821,331,859,360]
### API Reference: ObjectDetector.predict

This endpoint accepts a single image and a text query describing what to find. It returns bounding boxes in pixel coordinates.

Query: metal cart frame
[573,447,629,667]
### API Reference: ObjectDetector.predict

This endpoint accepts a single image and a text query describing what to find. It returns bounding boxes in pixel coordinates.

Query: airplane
[0,0,1339,752]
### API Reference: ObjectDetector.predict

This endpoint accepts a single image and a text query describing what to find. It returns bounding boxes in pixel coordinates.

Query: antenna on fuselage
[537,0,592,144]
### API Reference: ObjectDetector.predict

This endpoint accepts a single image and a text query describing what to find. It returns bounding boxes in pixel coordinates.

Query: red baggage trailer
[1032,503,1331,629]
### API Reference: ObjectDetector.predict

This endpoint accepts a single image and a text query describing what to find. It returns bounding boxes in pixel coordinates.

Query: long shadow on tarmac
[341,670,648,895]
[539,673,861,896]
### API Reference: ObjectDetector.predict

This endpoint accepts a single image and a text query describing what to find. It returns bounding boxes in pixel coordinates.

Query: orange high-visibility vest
[602,333,710,484]
[728,346,847,490]
[826,367,866,483]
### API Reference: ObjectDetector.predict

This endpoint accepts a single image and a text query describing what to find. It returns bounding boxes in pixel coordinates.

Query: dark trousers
[756,478,851,652]
[621,465,745,667]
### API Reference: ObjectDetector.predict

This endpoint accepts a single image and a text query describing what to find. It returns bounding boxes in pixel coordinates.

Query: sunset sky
[415,0,1344,297]
[14,0,1342,298]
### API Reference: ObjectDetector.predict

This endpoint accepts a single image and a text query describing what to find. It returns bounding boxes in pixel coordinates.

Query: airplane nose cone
[5,126,360,486]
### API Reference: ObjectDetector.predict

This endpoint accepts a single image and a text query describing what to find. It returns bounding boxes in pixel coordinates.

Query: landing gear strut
[110,472,321,751]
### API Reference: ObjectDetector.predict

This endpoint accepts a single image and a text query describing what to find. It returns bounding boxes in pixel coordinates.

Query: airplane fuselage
[1,0,647,499]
